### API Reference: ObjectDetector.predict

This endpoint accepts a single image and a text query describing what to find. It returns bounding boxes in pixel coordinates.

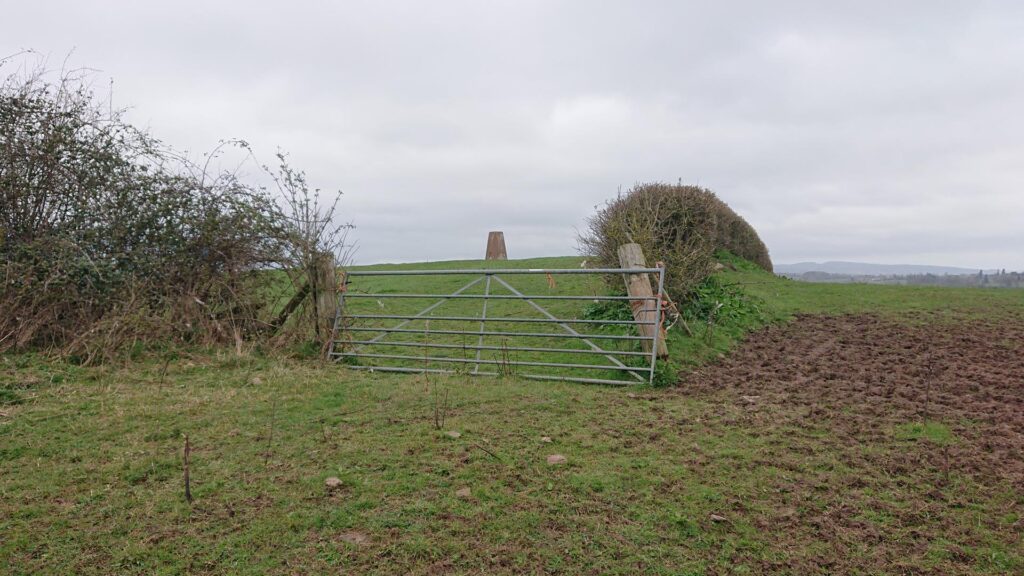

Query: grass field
[2,256,1022,574]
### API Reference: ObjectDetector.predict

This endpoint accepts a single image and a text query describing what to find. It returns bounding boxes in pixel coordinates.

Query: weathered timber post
[485,231,508,260]
[617,243,668,358]
[311,251,338,341]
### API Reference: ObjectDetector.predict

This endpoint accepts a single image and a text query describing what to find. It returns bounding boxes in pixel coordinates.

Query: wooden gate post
[485,231,507,260]
[617,243,668,358]
[312,251,337,341]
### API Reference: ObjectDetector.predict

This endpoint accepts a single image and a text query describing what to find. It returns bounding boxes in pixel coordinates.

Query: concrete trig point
[485,231,507,260]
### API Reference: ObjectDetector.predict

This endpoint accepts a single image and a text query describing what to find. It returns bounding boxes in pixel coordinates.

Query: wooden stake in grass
[264,398,278,466]
[183,434,193,504]
[159,355,172,387]
[923,355,934,422]
[496,338,516,378]
[943,444,950,485]
[433,388,449,430]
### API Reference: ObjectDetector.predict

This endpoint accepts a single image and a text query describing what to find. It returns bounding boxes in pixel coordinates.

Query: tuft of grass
[0,388,23,405]
[122,458,178,485]
[896,421,954,445]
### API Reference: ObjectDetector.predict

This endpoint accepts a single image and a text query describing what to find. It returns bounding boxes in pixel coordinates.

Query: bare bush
[579,182,771,300]
[579,183,718,299]
[0,58,350,360]
[711,197,773,272]
[265,152,354,340]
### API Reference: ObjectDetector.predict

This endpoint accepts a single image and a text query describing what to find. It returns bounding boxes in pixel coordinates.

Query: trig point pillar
[485,231,507,260]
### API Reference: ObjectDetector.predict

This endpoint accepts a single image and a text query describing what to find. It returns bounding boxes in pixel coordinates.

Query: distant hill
[775,261,990,276]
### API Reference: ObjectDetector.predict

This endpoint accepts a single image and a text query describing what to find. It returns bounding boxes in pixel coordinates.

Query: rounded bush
[579,183,771,299]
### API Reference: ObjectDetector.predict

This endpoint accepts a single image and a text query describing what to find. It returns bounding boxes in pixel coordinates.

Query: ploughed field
[1,257,1022,575]
[680,313,1023,574]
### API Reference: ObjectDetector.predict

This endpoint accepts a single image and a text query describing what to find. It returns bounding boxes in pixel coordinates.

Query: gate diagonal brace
[341,275,486,351]
[472,275,492,375]
[490,275,646,383]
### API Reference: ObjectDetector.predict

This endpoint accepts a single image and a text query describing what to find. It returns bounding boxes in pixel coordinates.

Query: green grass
[1,254,1021,574]
[895,421,954,445]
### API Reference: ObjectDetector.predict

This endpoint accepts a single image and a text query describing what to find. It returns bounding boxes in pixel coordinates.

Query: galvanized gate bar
[332,352,647,372]
[347,268,662,276]
[490,275,647,383]
[648,267,666,381]
[344,293,655,301]
[342,326,651,340]
[342,340,652,357]
[344,365,635,386]
[332,266,666,385]
[359,275,484,346]
[345,314,655,326]
[472,275,492,374]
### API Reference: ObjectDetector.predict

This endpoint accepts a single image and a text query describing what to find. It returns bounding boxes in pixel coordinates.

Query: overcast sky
[4,1,1023,268]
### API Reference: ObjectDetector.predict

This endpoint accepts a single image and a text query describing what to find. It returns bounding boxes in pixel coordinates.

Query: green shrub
[681,274,765,326]
[581,296,633,324]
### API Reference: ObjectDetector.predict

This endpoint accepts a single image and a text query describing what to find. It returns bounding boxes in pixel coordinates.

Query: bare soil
[679,313,1024,574]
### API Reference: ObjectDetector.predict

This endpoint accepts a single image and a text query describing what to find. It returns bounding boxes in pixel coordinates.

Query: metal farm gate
[328,267,665,385]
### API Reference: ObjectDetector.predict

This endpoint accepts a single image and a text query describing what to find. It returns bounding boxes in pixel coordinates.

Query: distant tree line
[782,270,1024,288]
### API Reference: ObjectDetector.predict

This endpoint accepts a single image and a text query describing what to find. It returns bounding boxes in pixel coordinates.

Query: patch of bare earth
[679,313,1023,574]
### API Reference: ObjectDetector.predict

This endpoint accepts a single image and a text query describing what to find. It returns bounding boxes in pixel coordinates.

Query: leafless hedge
[579,182,771,299]
[0,58,351,361]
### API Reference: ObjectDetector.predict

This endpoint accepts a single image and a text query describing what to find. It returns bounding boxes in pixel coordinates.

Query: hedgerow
[579,182,771,300]
[0,57,350,362]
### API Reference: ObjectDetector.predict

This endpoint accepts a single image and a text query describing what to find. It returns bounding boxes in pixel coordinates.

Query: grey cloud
[4,0,1023,268]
